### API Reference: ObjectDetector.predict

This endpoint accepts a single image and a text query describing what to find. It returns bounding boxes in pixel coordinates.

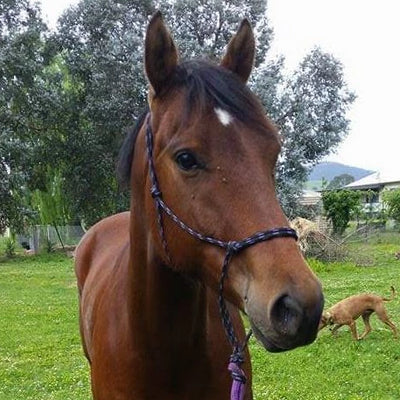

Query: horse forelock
[173,60,264,127]
[117,60,273,188]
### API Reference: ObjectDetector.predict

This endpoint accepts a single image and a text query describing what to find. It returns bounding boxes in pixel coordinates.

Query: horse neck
[128,211,209,358]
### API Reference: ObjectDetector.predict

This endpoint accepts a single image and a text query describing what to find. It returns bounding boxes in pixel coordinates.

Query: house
[344,171,400,214]
[299,190,323,221]
[344,171,400,191]
[299,190,322,207]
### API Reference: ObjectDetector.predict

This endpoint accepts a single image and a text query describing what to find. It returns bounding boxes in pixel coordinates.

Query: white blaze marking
[215,107,233,126]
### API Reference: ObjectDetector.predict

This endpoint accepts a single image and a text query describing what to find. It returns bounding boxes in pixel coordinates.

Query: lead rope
[219,245,251,400]
[144,115,298,400]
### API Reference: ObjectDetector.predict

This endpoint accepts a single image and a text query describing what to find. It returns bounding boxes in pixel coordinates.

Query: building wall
[378,182,400,203]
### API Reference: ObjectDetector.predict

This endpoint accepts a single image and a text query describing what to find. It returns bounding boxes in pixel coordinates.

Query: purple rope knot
[228,354,247,400]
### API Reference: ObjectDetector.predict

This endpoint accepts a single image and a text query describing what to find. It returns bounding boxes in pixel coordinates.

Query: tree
[322,190,361,236]
[382,189,400,226]
[32,169,70,248]
[270,49,355,215]
[55,0,154,225]
[0,163,19,234]
[0,0,51,233]
[157,0,272,66]
[327,173,355,190]
[0,0,85,231]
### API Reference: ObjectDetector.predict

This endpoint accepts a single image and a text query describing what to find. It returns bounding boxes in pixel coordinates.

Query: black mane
[117,107,149,187]
[117,60,265,186]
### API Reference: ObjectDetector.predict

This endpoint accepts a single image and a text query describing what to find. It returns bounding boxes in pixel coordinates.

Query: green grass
[0,253,89,399]
[1,235,400,399]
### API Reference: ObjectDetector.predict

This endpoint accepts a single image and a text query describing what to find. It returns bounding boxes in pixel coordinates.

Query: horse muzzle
[247,286,324,352]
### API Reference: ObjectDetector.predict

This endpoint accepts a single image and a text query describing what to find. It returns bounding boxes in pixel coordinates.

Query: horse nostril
[270,295,303,336]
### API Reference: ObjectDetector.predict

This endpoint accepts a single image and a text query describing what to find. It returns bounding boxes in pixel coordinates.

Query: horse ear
[220,19,255,83]
[145,11,179,95]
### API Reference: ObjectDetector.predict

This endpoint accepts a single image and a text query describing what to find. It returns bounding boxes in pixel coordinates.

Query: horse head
[129,12,323,353]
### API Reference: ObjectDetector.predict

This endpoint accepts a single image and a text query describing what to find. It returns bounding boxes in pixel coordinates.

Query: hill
[308,162,373,182]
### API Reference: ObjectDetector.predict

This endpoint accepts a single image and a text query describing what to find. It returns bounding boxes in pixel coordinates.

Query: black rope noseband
[144,114,298,398]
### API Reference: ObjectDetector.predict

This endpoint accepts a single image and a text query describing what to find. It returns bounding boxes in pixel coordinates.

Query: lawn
[0,233,399,399]
[0,253,89,400]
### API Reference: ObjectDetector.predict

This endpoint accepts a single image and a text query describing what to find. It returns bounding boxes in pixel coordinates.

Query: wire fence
[17,225,85,253]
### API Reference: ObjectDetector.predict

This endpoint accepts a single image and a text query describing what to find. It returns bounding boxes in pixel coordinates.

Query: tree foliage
[382,189,400,225]
[0,163,19,234]
[327,173,355,190]
[32,169,70,247]
[322,190,361,236]
[32,169,69,226]
[157,0,272,66]
[272,49,355,214]
[54,0,155,225]
[0,0,50,233]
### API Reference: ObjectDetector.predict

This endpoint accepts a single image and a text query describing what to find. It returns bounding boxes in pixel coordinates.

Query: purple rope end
[228,362,247,400]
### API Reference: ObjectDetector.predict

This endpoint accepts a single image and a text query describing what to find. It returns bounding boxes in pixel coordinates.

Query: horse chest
[90,332,240,400]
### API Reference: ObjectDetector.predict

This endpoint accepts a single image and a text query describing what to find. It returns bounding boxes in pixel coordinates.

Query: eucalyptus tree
[56,0,154,225]
[270,49,355,215]
[0,0,51,232]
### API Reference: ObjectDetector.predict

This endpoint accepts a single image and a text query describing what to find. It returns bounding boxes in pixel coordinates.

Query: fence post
[32,226,40,254]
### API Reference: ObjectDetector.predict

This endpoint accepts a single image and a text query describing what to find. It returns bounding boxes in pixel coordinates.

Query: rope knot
[228,350,247,384]
[227,241,241,254]
[230,348,244,364]
[151,185,162,199]
[228,349,247,400]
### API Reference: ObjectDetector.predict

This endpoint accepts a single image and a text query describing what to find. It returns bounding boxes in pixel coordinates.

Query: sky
[40,0,400,174]
[267,0,400,175]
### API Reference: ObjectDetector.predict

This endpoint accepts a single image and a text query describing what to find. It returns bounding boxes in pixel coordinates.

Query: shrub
[45,239,55,253]
[382,189,400,225]
[322,190,361,236]
[4,237,16,257]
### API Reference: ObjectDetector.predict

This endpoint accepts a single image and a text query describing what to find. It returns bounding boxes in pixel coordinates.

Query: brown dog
[319,286,397,340]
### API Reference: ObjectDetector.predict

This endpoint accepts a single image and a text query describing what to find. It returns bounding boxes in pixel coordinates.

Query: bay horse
[75,12,324,400]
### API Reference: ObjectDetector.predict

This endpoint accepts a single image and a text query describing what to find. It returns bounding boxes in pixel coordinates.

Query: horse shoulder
[75,211,130,292]
[75,212,131,359]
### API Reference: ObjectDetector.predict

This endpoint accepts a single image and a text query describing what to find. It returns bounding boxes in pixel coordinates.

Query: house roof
[344,171,400,190]
[300,190,321,205]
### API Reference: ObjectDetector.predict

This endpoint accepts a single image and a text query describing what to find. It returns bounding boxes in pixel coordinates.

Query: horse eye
[175,151,201,171]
